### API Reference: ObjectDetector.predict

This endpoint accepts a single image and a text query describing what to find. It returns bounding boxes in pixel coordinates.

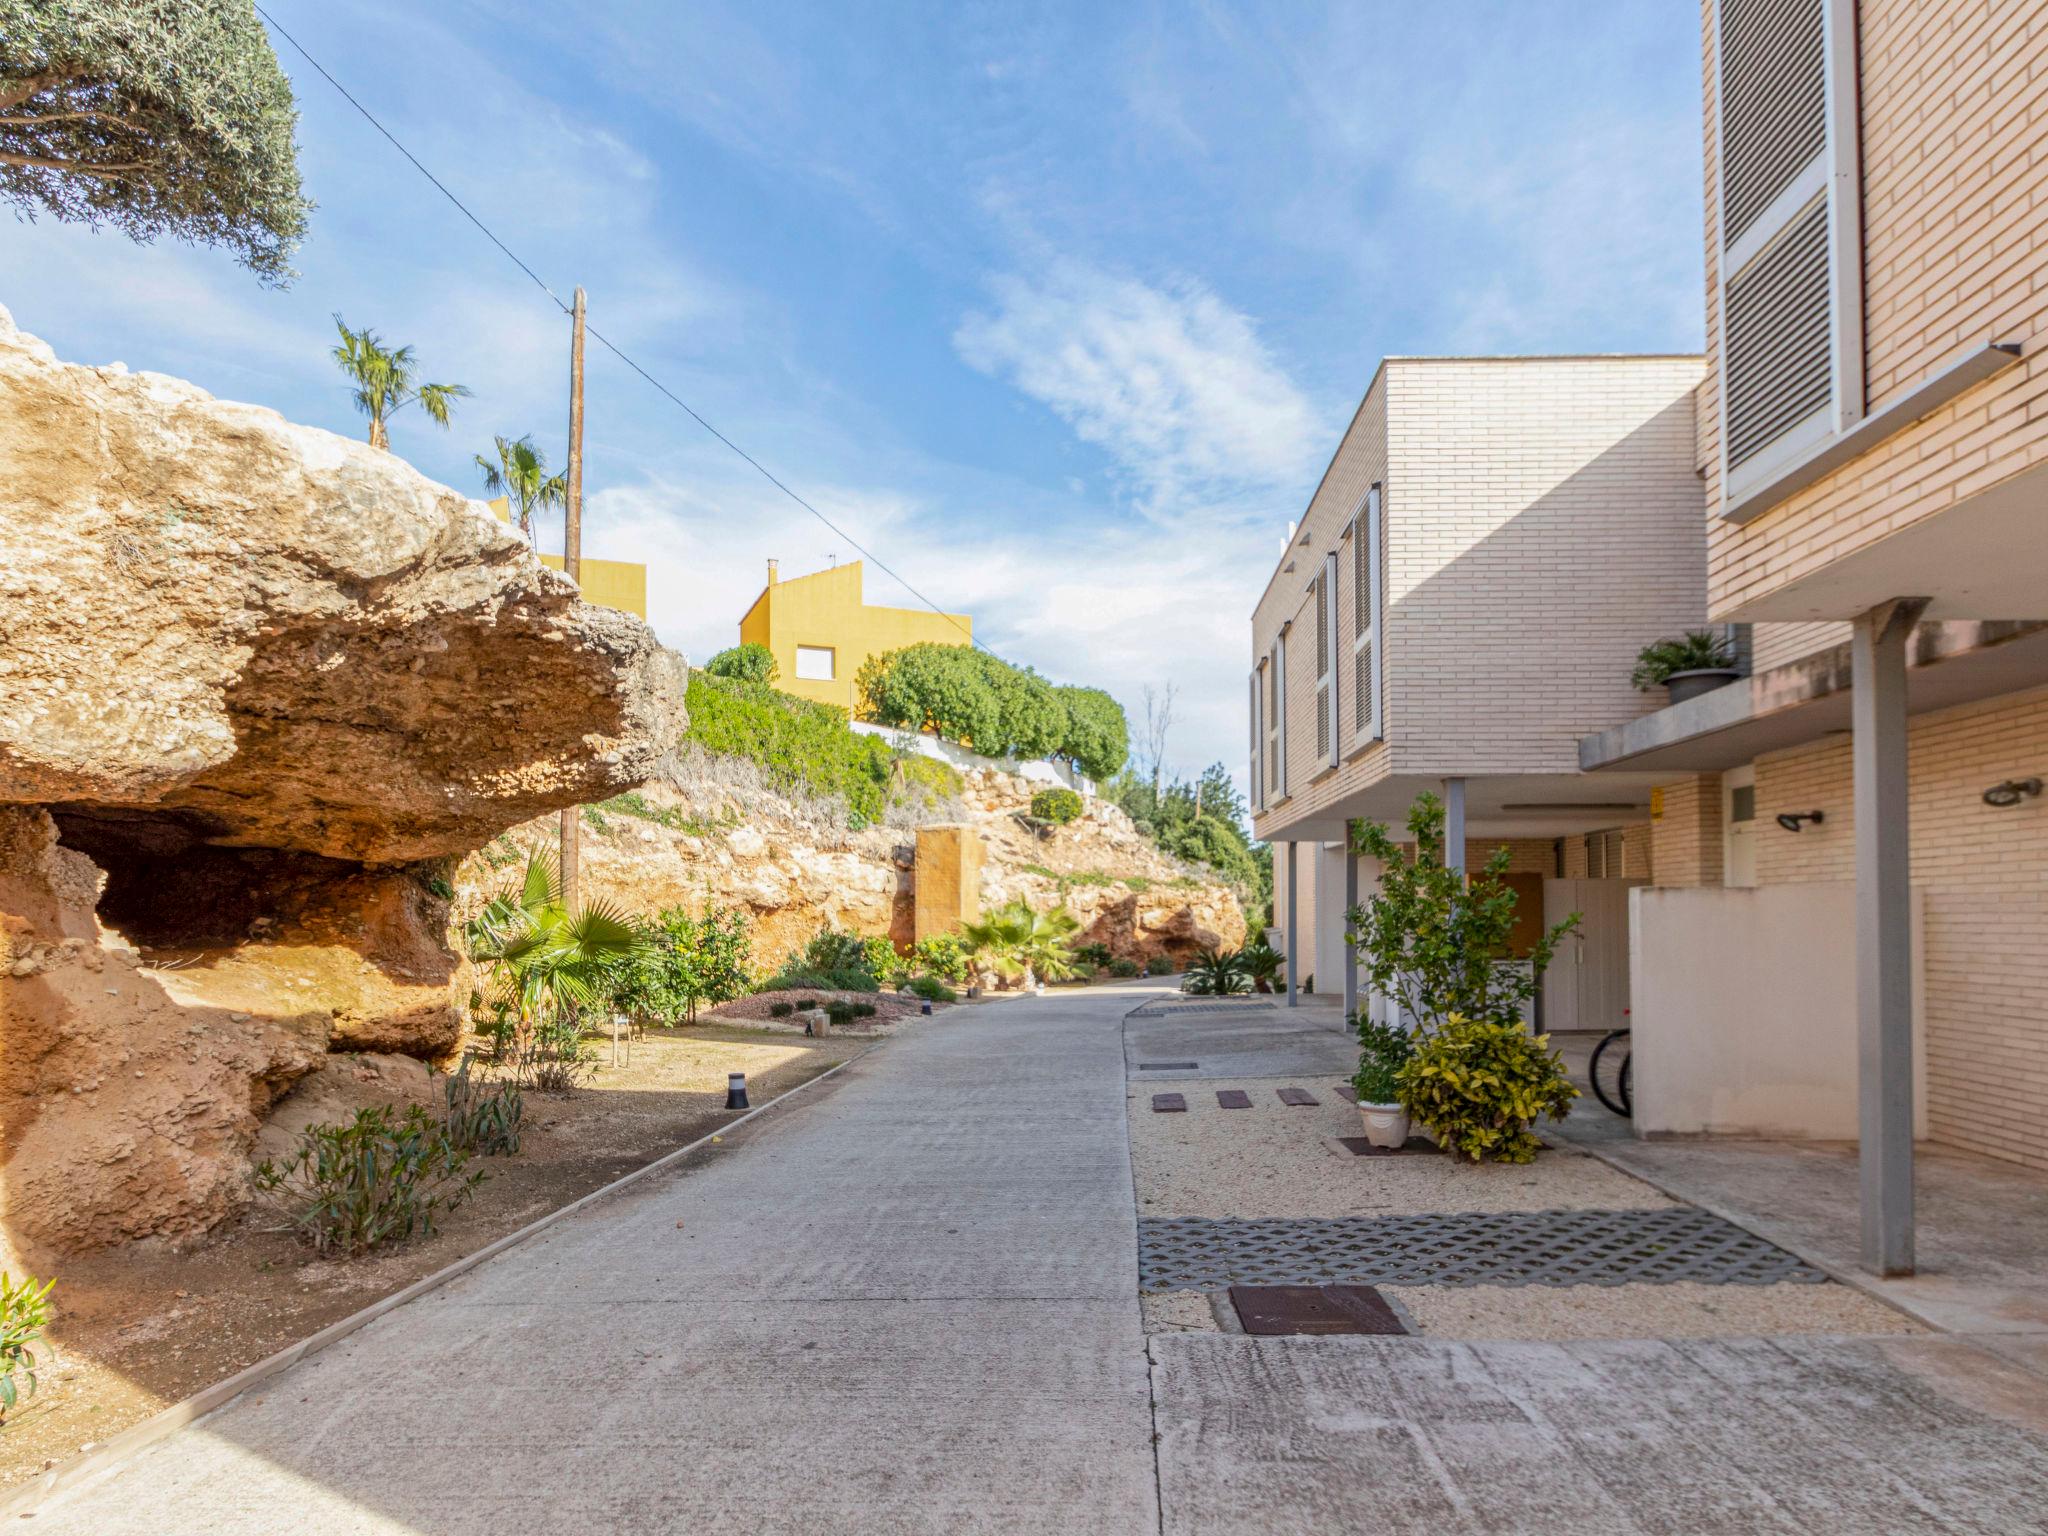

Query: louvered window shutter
[1713,0,1862,505]
[1322,552,1340,769]
[1248,668,1263,811]
[1313,564,1332,764]
[1352,484,1382,743]
[1273,630,1288,798]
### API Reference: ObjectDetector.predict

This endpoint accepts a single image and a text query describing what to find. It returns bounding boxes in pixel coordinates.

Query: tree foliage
[607,904,752,1024]
[1349,793,1579,1035]
[855,642,1129,777]
[0,0,311,283]
[1102,761,1266,909]
[705,641,778,685]
[332,316,468,450]
[475,434,565,547]
[684,671,896,827]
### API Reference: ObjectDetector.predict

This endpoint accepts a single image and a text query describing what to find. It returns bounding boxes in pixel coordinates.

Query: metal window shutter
[1725,199,1833,467]
[1713,0,1861,492]
[1351,485,1382,744]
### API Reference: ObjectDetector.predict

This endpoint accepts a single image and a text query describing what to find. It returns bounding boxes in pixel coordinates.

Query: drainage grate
[1139,1208,1829,1290]
[1137,1061,1199,1071]
[1128,1002,1278,1018]
[1230,1284,1408,1336]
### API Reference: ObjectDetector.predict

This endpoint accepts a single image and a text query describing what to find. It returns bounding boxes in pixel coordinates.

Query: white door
[1542,878,1643,1033]
[1724,765,1758,888]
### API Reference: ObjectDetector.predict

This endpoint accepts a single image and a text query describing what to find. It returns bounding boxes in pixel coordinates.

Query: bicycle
[1589,1028,1632,1118]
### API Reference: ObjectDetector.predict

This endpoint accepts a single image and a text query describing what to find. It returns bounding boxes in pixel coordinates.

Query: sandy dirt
[0,1023,870,1492]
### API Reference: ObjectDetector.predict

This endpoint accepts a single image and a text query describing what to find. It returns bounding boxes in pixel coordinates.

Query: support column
[1342,832,1360,1023]
[1443,777,1467,876]
[1283,841,1299,1008]
[1853,597,1925,1277]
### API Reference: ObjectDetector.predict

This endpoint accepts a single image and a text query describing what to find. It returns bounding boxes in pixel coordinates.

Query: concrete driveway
[30,980,2048,1534]
[28,987,1162,1535]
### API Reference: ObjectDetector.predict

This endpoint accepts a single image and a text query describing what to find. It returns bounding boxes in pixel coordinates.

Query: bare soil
[0,1022,870,1492]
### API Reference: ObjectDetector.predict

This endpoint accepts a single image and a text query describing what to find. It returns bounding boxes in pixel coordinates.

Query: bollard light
[725,1071,750,1110]
[921,1000,932,1016]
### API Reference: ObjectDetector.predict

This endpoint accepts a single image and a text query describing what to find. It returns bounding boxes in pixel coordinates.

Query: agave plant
[961,900,1082,987]
[1184,947,1252,996]
[465,848,644,1037]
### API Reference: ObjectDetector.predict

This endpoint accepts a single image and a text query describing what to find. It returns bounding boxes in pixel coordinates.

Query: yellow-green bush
[1395,1015,1577,1163]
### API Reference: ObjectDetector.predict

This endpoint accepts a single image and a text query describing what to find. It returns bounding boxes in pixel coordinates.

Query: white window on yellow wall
[795,645,835,681]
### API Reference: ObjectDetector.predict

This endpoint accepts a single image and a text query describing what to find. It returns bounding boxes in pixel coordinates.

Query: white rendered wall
[1630,883,1926,1140]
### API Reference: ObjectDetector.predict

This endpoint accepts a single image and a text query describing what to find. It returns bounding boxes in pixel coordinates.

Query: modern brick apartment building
[1249,355,1706,1030]
[1575,0,2048,1275]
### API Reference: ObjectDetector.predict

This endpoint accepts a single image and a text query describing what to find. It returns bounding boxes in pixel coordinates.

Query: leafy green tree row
[1102,761,1269,915]
[854,643,1128,781]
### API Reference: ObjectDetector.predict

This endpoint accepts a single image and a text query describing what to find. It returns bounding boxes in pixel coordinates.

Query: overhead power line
[254,5,984,655]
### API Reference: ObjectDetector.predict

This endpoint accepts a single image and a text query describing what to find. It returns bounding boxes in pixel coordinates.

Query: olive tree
[0,0,311,284]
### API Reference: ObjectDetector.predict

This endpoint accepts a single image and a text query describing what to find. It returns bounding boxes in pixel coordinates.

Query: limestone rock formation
[0,312,686,1257]
[0,304,685,862]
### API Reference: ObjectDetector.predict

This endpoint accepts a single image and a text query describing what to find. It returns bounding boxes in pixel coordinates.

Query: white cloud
[954,262,1320,512]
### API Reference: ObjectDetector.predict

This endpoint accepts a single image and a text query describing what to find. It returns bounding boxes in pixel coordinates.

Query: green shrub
[1237,939,1284,993]
[1350,1015,1413,1106]
[909,932,969,983]
[769,1000,794,1018]
[1108,957,1140,978]
[706,641,779,684]
[853,1001,877,1019]
[1030,786,1084,825]
[442,1057,523,1156]
[1145,953,1175,977]
[856,642,1129,775]
[685,671,896,827]
[857,934,900,981]
[760,965,879,994]
[1183,948,1250,995]
[1631,629,1736,690]
[892,754,964,810]
[1073,943,1114,968]
[254,1106,485,1254]
[0,1271,54,1424]
[903,974,958,1003]
[1396,1015,1578,1163]
[825,1000,859,1028]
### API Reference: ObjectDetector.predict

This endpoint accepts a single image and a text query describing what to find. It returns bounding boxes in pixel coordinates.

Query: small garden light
[1775,809,1825,832]
[920,1000,933,1015]
[725,1071,749,1110]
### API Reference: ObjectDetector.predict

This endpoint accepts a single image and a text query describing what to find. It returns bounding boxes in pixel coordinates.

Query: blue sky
[2,1,1704,781]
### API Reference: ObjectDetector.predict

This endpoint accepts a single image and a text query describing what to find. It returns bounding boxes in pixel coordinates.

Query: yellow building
[738,559,972,712]
[485,498,647,619]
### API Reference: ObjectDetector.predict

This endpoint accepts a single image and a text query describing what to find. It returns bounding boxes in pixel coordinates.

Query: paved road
[33,988,1161,1535]
[34,982,2048,1534]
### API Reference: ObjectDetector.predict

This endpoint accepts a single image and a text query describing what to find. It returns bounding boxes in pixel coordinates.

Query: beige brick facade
[1699,0,2048,619]
[1251,356,1705,841]
[1649,774,1724,889]
[1748,684,2048,1170]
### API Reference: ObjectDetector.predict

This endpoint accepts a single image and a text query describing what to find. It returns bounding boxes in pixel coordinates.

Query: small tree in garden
[1348,793,1578,1034]
[1030,786,1083,825]
[475,433,566,547]
[962,900,1080,987]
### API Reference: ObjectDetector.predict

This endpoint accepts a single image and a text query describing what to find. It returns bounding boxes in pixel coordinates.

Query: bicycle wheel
[1589,1029,1632,1118]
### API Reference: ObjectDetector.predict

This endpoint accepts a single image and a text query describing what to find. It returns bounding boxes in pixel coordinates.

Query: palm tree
[962,900,1082,988]
[465,848,643,1037]
[474,434,568,547]
[331,315,470,450]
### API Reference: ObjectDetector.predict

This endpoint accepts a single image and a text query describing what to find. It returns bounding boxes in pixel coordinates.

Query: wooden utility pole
[559,285,587,907]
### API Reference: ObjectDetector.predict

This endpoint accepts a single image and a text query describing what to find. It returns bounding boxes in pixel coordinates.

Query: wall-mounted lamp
[1775,810,1825,833]
[1983,777,2043,808]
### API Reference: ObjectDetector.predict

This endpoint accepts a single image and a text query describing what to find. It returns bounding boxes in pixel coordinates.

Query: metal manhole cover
[1230,1284,1408,1336]
[1140,1208,1828,1290]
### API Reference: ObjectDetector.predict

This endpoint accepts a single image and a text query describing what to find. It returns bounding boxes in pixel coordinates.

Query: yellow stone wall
[739,560,973,713]
[913,824,983,944]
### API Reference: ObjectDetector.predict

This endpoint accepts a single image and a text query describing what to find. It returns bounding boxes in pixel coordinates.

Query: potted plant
[1631,629,1740,704]
[1350,1014,1414,1148]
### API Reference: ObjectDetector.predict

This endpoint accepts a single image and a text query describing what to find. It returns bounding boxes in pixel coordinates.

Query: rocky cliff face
[0,310,685,1261]
[467,757,1248,974]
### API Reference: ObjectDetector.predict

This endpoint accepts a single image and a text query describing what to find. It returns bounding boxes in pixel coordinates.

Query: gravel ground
[1128,1077,1675,1219]
[1126,1074,1919,1342]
